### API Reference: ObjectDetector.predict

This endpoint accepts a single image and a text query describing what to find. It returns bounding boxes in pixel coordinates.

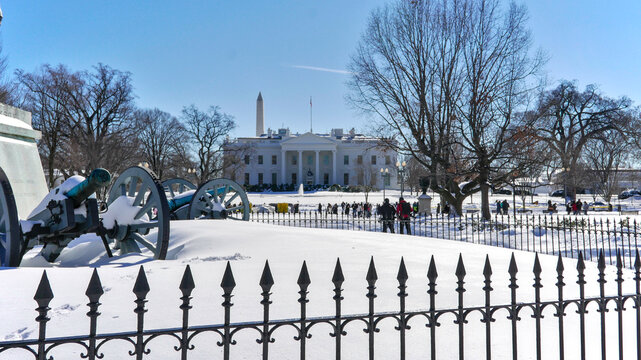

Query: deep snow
[1,220,638,359]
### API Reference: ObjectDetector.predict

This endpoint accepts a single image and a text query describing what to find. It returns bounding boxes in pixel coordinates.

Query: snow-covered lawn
[0,220,638,359]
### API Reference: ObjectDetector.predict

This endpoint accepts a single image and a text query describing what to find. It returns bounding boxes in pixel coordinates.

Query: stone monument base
[0,104,48,218]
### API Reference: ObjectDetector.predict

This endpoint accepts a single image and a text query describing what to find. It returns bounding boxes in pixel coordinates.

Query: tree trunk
[480,183,491,220]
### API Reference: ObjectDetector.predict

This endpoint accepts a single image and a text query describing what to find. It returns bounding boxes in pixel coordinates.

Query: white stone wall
[225,133,399,188]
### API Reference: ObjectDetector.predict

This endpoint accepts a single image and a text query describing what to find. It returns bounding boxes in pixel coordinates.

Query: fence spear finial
[180,265,195,297]
[556,253,564,273]
[455,254,466,279]
[483,255,492,278]
[508,253,518,276]
[397,257,408,284]
[221,261,236,294]
[34,270,54,307]
[133,266,150,300]
[427,255,438,282]
[260,260,274,293]
[366,257,378,285]
[297,261,311,291]
[86,268,104,303]
[332,258,345,288]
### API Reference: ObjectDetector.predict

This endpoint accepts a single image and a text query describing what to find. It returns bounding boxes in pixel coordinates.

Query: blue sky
[1,1,639,138]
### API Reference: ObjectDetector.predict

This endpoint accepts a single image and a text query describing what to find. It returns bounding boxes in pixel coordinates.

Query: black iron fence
[250,211,641,268]
[0,251,640,359]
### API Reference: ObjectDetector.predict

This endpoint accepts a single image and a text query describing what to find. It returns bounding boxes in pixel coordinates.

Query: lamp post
[396,160,407,197]
[380,168,389,199]
[187,167,197,184]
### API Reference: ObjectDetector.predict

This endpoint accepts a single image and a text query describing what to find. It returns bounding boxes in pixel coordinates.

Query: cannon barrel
[64,168,111,207]
[167,189,224,212]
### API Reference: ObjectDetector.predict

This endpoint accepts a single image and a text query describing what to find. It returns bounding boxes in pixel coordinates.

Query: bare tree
[582,129,632,202]
[16,65,75,187]
[182,105,236,184]
[135,108,186,180]
[528,81,631,200]
[349,0,542,217]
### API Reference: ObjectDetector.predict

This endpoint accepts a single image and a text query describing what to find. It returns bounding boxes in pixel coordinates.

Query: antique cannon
[162,178,250,221]
[0,165,170,266]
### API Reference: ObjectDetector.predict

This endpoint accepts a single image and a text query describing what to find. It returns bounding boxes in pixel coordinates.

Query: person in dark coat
[501,200,509,215]
[379,198,396,233]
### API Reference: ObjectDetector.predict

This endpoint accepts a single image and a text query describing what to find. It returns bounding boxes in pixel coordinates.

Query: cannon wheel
[0,167,21,267]
[162,178,196,198]
[106,166,170,259]
[188,178,250,221]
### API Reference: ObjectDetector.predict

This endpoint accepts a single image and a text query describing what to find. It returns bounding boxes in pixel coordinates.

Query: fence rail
[0,251,640,359]
[250,211,641,268]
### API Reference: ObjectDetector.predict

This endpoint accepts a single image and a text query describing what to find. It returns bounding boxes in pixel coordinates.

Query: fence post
[427,256,438,360]
[532,254,543,360]
[555,255,566,360]
[85,269,104,360]
[330,259,345,360]
[634,250,641,360]
[259,261,274,360]
[178,265,195,360]
[296,261,311,360]
[220,262,236,360]
[507,254,519,360]
[576,253,587,360]
[616,250,624,360]
[481,256,494,360]
[132,266,150,360]
[597,250,608,359]
[396,258,409,360]
[365,257,378,360]
[34,271,53,360]
[454,255,467,360]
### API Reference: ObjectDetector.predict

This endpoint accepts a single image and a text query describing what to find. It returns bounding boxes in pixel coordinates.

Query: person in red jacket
[396,197,412,235]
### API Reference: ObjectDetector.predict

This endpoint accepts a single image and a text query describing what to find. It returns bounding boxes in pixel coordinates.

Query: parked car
[590,201,610,212]
[493,188,512,195]
[550,189,566,197]
[618,190,641,200]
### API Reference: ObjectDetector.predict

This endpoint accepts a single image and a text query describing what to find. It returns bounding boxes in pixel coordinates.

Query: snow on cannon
[0,165,170,266]
[163,178,250,221]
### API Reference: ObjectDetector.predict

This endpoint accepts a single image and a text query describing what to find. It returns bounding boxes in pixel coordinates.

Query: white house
[223,93,398,187]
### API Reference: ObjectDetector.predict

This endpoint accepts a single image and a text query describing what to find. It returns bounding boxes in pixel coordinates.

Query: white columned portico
[281,150,286,184]
[298,150,303,185]
[332,150,337,185]
[315,150,320,184]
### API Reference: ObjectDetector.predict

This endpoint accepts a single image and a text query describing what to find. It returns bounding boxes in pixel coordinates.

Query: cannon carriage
[162,178,250,221]
[0,166,252,267]
[0,166,169,266]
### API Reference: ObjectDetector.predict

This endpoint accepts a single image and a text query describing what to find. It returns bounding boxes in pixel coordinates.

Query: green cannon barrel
[167,188,224,212]
[64,168,111,207]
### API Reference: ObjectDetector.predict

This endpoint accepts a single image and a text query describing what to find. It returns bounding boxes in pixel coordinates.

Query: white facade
[223,94,398,187]
[225,130,398,187]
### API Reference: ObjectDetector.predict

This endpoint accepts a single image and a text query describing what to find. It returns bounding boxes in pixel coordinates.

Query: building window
[357,173,364,185]
[324,155,329,165]
[244,155,250,165]
[384,175,390,186]
[307,155,313,165]
[344,155,349,165]
[385,155,391,165]
[357,155,363,165]
[244,173,250,185]
[291,173,297,184]
[292,156,297,165]
[272,172,277,184]
[258,173,263,185]
[344,173,349,185]
[258,155,263,165]
[371,155,377,165]
[272,155,277,165]
[324,173,329,185]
